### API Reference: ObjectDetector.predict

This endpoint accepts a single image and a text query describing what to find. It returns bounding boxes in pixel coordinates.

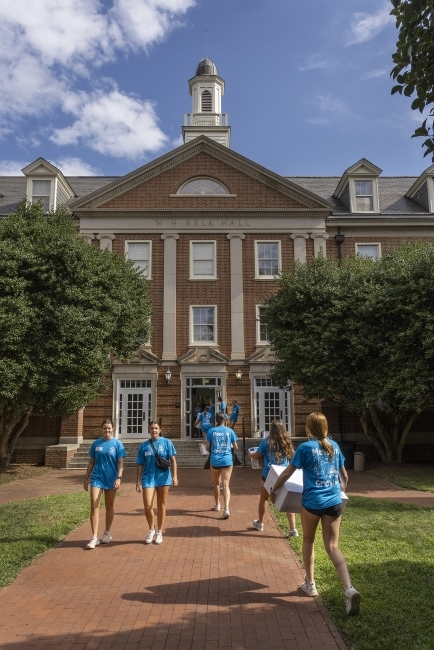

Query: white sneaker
[300,578,318,597]
[101,531,112,544]
[345,586,361,616]
[145,529,156,544]
[155,531,163,544]
[288,529,299,537]
[86,536,100,549]
[253,519,264,531]
[214,503,221,511]
[222,509,230,519]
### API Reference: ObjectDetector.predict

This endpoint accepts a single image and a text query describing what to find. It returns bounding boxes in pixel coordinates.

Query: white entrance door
[255,379,289,434]
[118,379,152,439]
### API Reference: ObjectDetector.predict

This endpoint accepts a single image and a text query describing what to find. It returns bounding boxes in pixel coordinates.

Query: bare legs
[89,487,117,536]
[142,486,170,531]
[211,466,233,510]
[300,507,352,589]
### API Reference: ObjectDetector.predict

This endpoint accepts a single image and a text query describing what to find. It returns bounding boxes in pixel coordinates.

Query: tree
[0,201,152,468]
[391,1,434,161]
[264,242,434,463]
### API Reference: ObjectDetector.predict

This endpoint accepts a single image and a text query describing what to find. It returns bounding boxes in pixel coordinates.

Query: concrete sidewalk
[0,468,346,650]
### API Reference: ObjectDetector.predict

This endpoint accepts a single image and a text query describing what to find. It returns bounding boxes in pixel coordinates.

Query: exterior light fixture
[165,368,172,383]
[235,369,242,382]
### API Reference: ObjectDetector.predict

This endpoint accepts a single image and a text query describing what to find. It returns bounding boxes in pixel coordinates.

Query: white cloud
[364,67,389,79]
[0,0,196,159]
[53,157,101,175]
[172,135,184,147]
[298,53,334,72]
[347,4,394,46]
[51,90,168,158]
[316,95,348,116]
[0,160,29,175]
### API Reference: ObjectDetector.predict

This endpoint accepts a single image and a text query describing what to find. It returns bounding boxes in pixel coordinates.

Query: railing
[184,113,229,127]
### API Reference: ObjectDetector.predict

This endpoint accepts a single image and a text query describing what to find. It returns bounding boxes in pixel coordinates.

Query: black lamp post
[334,227,345,264]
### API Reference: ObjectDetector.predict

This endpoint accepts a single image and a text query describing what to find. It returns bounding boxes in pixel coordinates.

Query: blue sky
[0,0,427,178]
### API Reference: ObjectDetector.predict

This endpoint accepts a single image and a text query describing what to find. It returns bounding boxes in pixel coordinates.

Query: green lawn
[273,497,434,650]
[367,464,434,493]
[0,493,90,588]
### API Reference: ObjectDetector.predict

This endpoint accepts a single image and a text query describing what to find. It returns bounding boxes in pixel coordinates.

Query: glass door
[185,377,222,437]
[255,378,289,434]
[118,379,152,439]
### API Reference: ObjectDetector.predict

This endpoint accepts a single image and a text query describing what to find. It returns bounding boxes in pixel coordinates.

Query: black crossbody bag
[150,439,171,470]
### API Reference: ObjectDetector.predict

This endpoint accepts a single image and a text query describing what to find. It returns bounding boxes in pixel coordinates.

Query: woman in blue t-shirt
[196,405,213,441]
[249,420,298,536]
[84,418,126,549]
[270,412,360,616]
[135,421,178,545]
[206,412,238,519]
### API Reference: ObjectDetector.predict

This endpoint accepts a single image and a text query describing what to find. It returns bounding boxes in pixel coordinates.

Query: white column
[227,233,245,360]
[81,234,94,245]
[96,234,115,251]
[290,234,309,264]
[311,233,329,258]
[161,234,179,361]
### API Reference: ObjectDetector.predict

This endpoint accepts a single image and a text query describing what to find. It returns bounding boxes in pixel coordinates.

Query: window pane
[258,260,278,276]
[192,243,214,260]
[127,243,149,276]
[192,307,215,342]
[355,181,373,196]
[32,196,49,210]
[194,325,214,341]
[193,260,213,275]
[357,245,379,260]
[179,179,228,195]
[33,180,51,195]
[355,196,373,211]
[257,243,279,276]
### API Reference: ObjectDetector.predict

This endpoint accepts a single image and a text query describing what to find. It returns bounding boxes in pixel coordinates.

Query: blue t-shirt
[230,404,240,422]
[209,404,215,416]
[290,439,345,510]
[207,426,238,467]
[199,411,213,432]
[257,438,290,480]
[136,437,177,488]
[218,401,227,418]
[89,437,126,490]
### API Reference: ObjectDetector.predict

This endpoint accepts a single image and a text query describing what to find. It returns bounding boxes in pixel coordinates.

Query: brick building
[2,58,434,466]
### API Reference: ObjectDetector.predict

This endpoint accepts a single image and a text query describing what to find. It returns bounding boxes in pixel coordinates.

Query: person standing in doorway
[229,400,240,431]
[84,418,126,549]
[217,395,228,421]
[196,404,213,441]
[206,412,238,518]
[192,401,202,438]
[136,421,178,545]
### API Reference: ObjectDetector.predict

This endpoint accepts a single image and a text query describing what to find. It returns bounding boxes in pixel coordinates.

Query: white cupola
[182,58,231,147]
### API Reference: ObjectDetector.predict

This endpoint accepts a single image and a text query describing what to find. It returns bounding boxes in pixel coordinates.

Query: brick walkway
[0,468,346,650]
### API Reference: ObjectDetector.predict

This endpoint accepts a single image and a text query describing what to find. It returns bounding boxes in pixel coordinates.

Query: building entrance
[254,378,290,435]
[184,377,223,438]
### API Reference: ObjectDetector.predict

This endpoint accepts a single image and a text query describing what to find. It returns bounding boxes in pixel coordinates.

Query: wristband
[117,476,122,480]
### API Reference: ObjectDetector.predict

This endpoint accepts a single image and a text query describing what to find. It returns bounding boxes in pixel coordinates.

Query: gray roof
[0,176,118,215]
[195,58,218,76]
[287,176,427,215]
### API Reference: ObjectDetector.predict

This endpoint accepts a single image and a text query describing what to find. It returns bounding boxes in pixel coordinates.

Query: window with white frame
[191,306,216,345]
[255,241,281,278]
[32,180,51,211]
[257,306,269,344]
[190,241,216,279]
[356,243,381,260]
[125,241,151,278]
[354,180,374,212]
[178,178,229,195]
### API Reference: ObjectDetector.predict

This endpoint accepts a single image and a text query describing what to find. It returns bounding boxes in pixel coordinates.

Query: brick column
[161,234,179,361]
[291,233,309,264]
[227,233,245,360]
[311,233,329,258]
[59,408,84,444]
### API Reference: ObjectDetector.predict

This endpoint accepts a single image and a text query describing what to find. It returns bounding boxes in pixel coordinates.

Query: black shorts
[304,502,345,518]
[211,465,232,470]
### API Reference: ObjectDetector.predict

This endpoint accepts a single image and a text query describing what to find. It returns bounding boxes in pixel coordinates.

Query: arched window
[178,178,229,195]
[201,90,212,112]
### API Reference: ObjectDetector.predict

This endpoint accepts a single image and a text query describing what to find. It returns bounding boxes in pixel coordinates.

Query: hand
[84,480,89,492]
[135,482,142,493]
[114,478,121,489]
[172,477,178,487]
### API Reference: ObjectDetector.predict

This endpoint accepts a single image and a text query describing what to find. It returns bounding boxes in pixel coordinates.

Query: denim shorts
[304,502,345,518]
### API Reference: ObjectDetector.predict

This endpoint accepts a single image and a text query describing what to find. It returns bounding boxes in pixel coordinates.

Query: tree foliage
[0,201,152,467]
[391,1,434,160]
[264,242,434,463]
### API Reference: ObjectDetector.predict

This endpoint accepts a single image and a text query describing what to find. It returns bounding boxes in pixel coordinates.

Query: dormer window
[32,180,51,211]
[354,181,373,212]
[201,90,212,112]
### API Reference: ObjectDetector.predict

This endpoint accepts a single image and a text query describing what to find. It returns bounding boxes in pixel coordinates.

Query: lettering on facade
[155,219,251,228]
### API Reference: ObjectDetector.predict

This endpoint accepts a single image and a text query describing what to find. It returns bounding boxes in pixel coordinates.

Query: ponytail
[305,412,334,459]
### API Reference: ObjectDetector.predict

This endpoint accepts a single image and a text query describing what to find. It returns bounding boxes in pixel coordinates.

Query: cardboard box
[264,464,348,514]
[199,443,209,456]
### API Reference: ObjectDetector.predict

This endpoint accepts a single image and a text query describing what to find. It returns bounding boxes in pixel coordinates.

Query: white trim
[256,305,269,344]
[355,242,382,260]
[350,178,379,213]
[190,305,218,346]
[125,240,152,279]
[190,240,217,280]
[254,240,281,279]
[28,177,54,211]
